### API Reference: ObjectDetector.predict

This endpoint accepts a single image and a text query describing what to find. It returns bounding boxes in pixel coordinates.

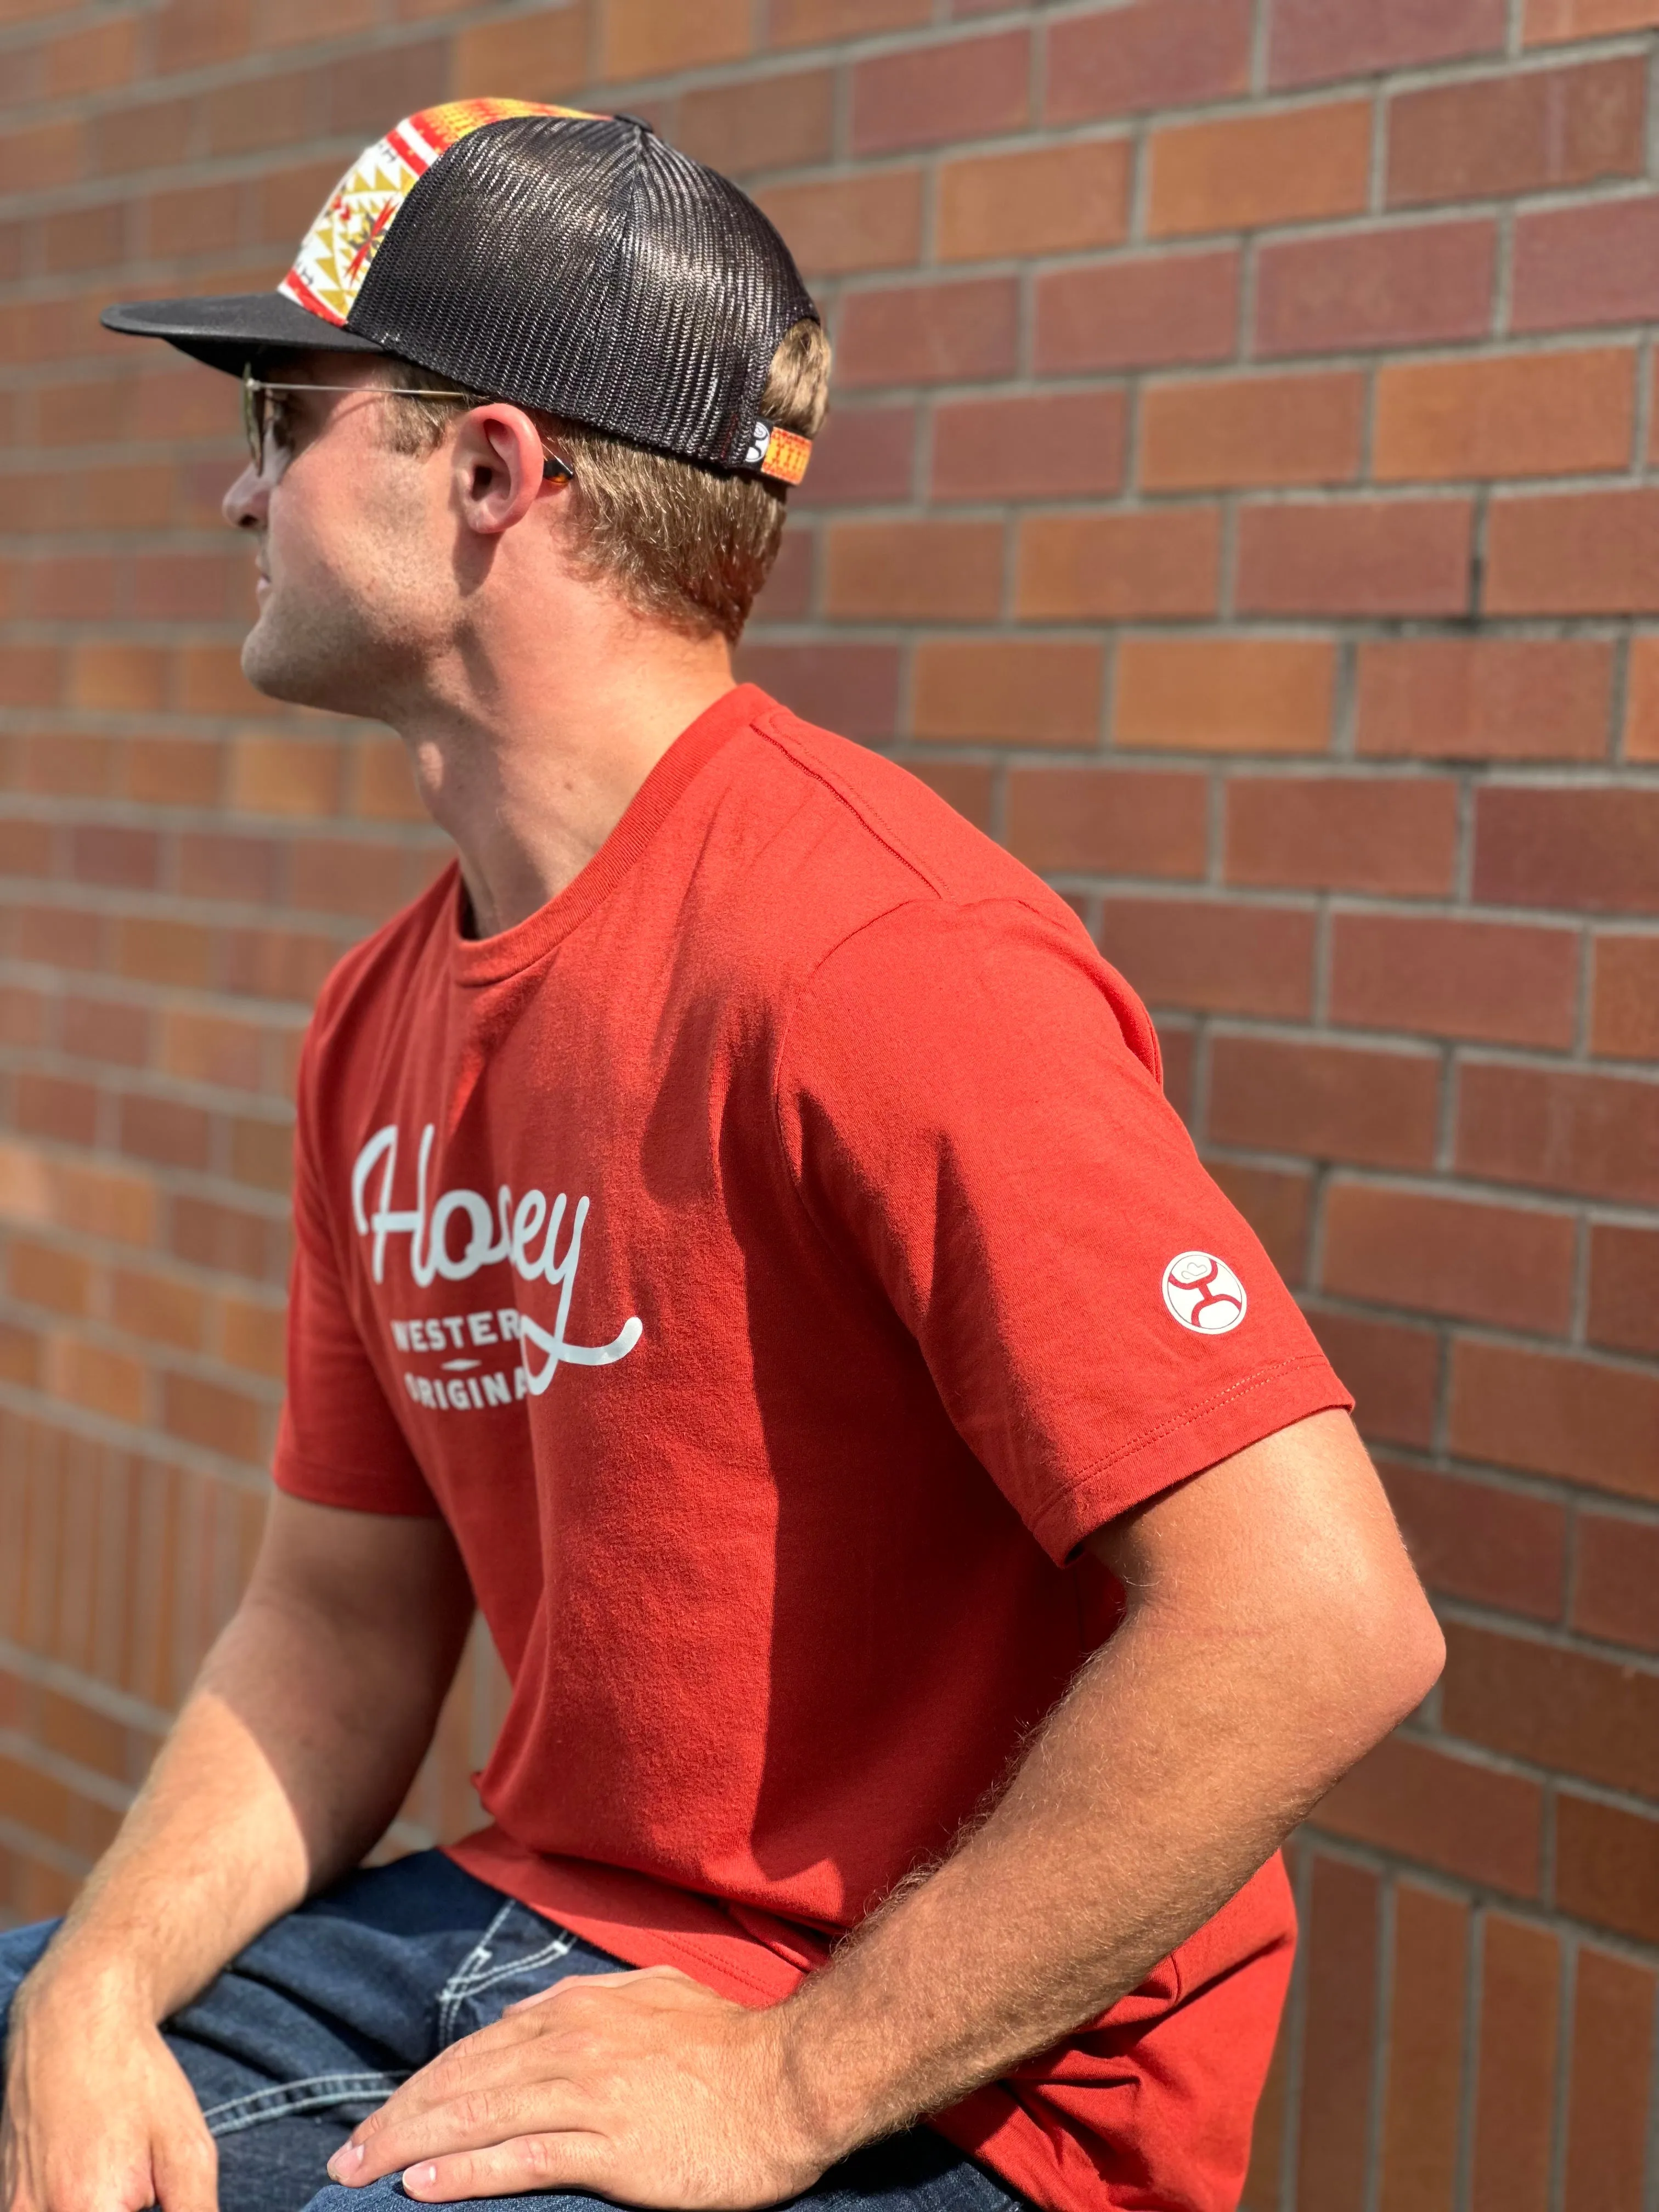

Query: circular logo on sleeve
[1162,1251,1247,1335]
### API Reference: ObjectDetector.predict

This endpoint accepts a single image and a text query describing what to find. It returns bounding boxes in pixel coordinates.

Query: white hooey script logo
[351,1122,642,1394]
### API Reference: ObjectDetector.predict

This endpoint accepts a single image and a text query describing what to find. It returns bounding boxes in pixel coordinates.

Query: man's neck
[393,604,736,941]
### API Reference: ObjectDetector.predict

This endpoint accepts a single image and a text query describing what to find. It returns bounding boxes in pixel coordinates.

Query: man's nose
[223,461,269,531]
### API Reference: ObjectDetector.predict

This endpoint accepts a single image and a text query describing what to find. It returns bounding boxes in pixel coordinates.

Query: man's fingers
[151,2117,219,2212]
[338,2085,588,2187]
[399,2132,610,2204]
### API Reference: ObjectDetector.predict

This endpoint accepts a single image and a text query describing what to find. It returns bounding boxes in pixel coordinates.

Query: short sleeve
[273,1034,439,1517]
[774,898,1351,1564]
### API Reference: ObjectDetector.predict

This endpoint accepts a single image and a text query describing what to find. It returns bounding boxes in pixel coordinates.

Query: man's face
[223,353,453,718]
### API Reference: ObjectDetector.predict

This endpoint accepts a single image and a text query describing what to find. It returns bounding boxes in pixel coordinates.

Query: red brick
[1572,1508,1659,1654]
[170,1195,288,1286]
[161,1372,265,1463]
[836,278,1018,387]
[1236,500,1474,618]
[1149,100,1373,238]
[1329,914,1581,1049]
[1140,371,1364,492]
[1259,216,1497,357]
[787,400,916,511]
[1490,488,1659,614]
[1272,0,1505,89]
[1445,1617,1659,1796]
[1356,638,1613,763]
[42,16,139,98]
[1015,511,1222,620]
[177,834,281,906]
[1529,0,1659,33]
[1224,775,1459,895]
[1374,348,1635,482]
[287,839,407,924]
[1449,1339,1659,1503]
[154,0,252,70]
[110,1267,208,1355]
[1295,1857,1379,2212]
[911,641,1103,748]
[1044,0,1252,123]
[734,645,900,742]
[675,69,836,176]
[1309,1309,1442,1433]
[852,30,1028,156]
[1459,1060,1659,1207]
[1591,933,1659,1058]
[118,1094,211,1173]
[60,995,149,1071]
[1036,251,1241,374]
[1323,1184,1575,1334]
[1470,1916,1561,2212]
[1377,1884,1469,2212]
[449,6,588,104]
[1562,1948,1656,2212]
[1005,769,1209,879]
[1097,898,1316,1018]
[1557,1793,1659,1943]
[69,826,160,893]
[752,531,811,621]
[938,141,1131,263]
[1389,57,1646,207]
[1205,1161,1312,1283]
[1314,1733,1544,1892]
[1311,1308,1443,1446]
[1513,198,1659,335]
[1383,1458,1567,1622]
[0,646,64,709]
[757,171,922,278]
[824,521,1003,622]
[931,392,1126,504]
[904,761,992,834]
[1626,634,1659,760]
[14,1073,97,1151]
[1114,638,1336,755]
[1209,1037,1442,1170]
[1474,786,1659,916]
[42,202,126,276]
[1587,1223,1659,1359]
[766,0,930,43]
[9,1240,93,1322]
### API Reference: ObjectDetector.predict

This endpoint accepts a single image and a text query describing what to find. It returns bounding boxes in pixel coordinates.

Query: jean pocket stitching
[437,1929,577,2044]
[434,1901,519,2041]
[201,2070,409,2136]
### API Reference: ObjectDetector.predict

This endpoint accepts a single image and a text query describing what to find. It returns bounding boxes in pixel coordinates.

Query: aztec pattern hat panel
[279,99,597,329]
[102,103,820,487]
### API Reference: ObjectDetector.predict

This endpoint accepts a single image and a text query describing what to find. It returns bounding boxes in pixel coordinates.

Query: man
[0,100,1443,2212]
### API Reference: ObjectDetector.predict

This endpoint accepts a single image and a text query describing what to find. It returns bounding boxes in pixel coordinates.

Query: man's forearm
[21,1504,473,2029]
[774,1417,1444,2155]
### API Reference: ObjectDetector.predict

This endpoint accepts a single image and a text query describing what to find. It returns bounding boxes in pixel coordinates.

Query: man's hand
[328,1968,829,2211]
[2,1972,217,2212]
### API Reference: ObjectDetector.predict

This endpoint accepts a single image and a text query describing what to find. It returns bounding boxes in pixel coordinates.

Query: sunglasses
[239,366,574,483]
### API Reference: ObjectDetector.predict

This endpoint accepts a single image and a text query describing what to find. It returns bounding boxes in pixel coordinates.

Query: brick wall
[2,1,1657,2205]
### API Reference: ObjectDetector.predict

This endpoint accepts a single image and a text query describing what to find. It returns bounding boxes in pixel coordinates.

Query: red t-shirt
[277,685,1350,2212]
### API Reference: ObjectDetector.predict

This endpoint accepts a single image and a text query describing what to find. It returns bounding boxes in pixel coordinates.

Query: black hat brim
[100,292,388,375]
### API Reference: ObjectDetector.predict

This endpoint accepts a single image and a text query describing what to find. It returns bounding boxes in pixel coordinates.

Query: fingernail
[405,2167,438,2194]
[329,2145,365,2181]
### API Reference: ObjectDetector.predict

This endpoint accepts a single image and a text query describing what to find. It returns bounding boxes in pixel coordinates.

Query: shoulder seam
[753,708,948,899]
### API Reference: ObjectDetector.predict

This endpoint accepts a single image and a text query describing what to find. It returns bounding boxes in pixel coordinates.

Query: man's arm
[2,1495,474,2212]
[332,1410,1443,2209]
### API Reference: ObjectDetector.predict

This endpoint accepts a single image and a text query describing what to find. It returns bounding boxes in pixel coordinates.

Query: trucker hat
[101,99,820,487]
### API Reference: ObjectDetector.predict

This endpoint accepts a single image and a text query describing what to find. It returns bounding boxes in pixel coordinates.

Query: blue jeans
[0,1850,1017,2212]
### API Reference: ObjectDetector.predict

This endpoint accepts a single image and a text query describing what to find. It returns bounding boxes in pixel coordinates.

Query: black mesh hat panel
[346,114,818,471]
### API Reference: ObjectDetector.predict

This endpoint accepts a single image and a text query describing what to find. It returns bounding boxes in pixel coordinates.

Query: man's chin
[240,610,362,714]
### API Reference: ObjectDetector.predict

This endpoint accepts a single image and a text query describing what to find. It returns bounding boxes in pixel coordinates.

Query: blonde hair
[379,318,830,645]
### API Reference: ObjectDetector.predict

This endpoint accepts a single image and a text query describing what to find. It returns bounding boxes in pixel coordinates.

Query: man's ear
[450,405,557,537]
